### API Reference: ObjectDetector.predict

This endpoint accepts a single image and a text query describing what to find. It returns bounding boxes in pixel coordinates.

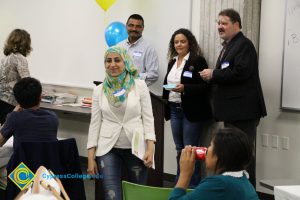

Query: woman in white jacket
[87,46,156,200]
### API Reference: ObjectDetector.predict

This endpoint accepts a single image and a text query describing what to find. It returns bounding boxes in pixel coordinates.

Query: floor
[82,179,174,200]
[83,178,95,200]
[80,158,94,200]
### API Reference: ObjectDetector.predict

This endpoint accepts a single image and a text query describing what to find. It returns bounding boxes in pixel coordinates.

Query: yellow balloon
[95,0,117,11]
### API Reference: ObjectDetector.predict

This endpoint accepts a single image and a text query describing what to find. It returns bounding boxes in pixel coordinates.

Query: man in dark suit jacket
[200,8,267,188]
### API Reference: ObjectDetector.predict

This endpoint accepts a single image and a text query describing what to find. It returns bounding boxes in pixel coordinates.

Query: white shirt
[167,53,190,103]
[109,99,131,148]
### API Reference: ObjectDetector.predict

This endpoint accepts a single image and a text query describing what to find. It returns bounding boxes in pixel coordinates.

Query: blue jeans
[170,103,202,188]
[96,148,148,200]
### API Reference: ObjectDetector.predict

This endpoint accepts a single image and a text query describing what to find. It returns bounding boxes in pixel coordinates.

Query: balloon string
[104,12,108,49]
[104,12,108,27]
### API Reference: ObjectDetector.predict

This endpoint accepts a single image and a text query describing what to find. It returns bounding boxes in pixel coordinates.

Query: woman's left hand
[143,140,155,168]
[172,84,184,93]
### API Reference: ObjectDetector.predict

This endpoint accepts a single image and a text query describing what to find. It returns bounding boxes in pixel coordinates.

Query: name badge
[113,88,126,97]
[221,61,230,69]
[133,51,142,57]
[183,71,193,78]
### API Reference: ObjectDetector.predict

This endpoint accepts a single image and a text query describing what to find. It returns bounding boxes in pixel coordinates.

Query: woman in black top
[162,28,212,188]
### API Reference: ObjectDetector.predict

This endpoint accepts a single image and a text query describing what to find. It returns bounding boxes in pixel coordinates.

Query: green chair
[122,181,193,200]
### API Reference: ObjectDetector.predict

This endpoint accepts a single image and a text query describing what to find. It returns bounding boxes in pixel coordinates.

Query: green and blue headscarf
[103,46,138,107]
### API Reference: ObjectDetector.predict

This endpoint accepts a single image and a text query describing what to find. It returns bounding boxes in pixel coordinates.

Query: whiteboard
[0,0,191,92]
[281,0,300,110]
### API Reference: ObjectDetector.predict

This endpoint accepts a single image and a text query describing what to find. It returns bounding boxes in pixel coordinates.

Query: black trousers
[0,100,15,125]
[224,119,260,188]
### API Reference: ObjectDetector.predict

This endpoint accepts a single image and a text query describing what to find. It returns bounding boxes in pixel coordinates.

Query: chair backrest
[122,181,192,200]
[6,138,86,200]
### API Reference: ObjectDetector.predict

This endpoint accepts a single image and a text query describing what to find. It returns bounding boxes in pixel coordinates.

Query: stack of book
[41,90,56,103]
[54,93,77,104]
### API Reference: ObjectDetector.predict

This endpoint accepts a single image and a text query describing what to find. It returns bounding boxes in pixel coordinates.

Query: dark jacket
[162,55,212,122]
[212,32,267,121]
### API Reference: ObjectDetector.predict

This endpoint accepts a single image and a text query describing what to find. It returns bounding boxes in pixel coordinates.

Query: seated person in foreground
[15,165,70,200]
[0,77,58,150]
[169,128,259,200]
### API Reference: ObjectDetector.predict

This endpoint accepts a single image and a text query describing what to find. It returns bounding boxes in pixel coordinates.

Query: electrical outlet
[262,134,269,147]
[282,136,289,150]
[271,135,279,148]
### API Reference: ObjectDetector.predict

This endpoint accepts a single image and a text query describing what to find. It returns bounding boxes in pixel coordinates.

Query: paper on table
[63,103,82,107]
[131,131,155,169]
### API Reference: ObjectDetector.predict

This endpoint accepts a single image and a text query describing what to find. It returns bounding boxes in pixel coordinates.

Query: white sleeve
[87,85,102,149]
[138,81,156,141]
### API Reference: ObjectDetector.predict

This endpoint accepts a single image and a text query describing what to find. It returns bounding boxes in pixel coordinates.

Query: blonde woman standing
[0,29,32,125]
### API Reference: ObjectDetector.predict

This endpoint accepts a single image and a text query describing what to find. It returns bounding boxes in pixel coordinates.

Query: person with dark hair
[13,77,42,109]
[162,28,212,188]
[0,77,58,151]
[169,128,259,200]
[0,29,32,125]
[200,8,267,187]
[118,14,159,86]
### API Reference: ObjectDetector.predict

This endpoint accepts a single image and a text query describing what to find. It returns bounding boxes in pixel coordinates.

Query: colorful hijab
[103,46,138,107]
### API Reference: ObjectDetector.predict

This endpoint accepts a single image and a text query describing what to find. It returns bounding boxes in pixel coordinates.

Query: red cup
[195,147,207,160]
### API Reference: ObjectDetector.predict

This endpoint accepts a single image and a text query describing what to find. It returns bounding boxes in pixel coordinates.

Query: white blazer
[87,79,156,156]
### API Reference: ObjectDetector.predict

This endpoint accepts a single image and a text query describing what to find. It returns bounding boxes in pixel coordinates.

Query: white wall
[0,0,191,93]
[256,0,300,194]
[0,0,104,88]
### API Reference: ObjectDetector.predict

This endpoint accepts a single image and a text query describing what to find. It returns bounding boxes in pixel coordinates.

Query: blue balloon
[105,21,128,47]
